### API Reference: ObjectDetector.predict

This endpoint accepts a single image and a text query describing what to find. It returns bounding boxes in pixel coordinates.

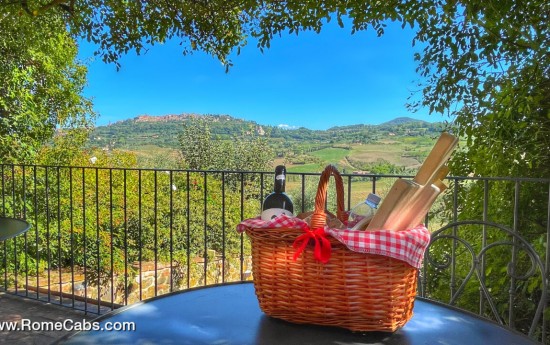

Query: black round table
[0,217,30,241]
[61,282,538,345]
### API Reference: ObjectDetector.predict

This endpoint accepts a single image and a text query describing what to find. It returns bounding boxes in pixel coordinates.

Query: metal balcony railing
[0,163,548,343]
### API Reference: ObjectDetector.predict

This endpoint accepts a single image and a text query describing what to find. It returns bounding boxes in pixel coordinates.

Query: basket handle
[310,165,348,229]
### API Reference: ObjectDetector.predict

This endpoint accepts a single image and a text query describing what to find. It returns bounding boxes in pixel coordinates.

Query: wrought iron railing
[0,164,548,342]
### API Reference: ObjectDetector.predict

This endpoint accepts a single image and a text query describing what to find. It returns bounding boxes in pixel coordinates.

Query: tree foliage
[2,1,443,69]
[419,3,548,336]
[7,1,547,175]
[411,0,549,178]
[0,6,94,163]
[178,116,273,172]
[0,150,257,290]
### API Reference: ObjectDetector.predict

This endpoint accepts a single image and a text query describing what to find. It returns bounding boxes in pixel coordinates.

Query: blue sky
[78,20,448,130]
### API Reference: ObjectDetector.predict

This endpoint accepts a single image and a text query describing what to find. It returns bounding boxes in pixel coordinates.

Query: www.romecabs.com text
[0,319,136,332]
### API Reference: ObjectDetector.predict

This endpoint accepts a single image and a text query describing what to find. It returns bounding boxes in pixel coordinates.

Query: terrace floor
[0,292,92,344]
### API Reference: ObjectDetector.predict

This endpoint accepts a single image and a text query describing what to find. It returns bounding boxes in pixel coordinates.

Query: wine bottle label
[261,208,294,221]
[275,174,285,181]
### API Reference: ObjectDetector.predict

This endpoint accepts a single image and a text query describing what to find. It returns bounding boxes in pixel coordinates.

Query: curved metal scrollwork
[424,220,546,339]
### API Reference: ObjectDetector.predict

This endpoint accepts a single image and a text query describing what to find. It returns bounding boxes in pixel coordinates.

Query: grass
[128,145,180,168]
[310,147,350,163]
[118,135,439,177]
[272,139,435,174]
[348,142,426,168]
[284,137,437,174]
[286,163,326,173]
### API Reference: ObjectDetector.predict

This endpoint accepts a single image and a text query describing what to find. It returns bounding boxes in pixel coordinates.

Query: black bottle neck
[273,166,286,193]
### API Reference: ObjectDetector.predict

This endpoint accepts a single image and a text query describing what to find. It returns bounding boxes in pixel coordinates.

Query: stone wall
[23,253,253,308]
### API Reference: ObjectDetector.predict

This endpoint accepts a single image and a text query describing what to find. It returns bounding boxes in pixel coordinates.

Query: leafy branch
[3,0,74,16]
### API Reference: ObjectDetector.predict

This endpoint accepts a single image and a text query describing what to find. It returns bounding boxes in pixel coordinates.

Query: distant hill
[90,113,262,149]
[381,117,429,126]
[87,113,450,171]
[89,113,445,153]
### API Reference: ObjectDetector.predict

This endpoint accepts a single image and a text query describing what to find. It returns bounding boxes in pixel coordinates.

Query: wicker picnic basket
[245,165,418,332]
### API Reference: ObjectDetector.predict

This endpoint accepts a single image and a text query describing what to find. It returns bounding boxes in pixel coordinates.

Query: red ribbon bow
[292,227,332,264]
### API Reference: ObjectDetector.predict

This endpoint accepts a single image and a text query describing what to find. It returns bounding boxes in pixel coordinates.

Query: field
[122,145,180,168]
[310,147,350,164]
[91,115,446,175]
[349,143,422,167]
[123,135,439,179]
[284,137,437,174]
[286,174,401,211]
[285,163,326,173]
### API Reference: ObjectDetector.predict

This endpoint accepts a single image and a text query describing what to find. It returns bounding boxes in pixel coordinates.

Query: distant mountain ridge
[115,113,235,124]
[381,117,429,125]
[107,113,432,129]
[90,113,444,151]
[133,114,193,123]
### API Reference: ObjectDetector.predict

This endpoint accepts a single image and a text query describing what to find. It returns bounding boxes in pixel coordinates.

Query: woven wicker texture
[246,165,418,332]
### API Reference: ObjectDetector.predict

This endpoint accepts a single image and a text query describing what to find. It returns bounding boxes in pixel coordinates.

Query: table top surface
[62,282,538,345]
[0,217,30,241]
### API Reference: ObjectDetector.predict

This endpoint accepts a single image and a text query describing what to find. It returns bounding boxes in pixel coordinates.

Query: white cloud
[277,124,298,130]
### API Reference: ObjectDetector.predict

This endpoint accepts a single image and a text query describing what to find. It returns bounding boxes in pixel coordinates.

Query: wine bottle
[261,165,294,221]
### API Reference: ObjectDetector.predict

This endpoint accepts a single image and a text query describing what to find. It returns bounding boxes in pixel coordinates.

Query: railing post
[509,180,521,328]
[22,165,28,298]
[1,164,5,215]
[203,171,207,286]
[222,171,226,283]
[123,169,129,306]
[1,165,6,291]
[57,167,62,306]
[95,167,101,313]
[82,167,88,312]
[109,168,115,309]
[240,172,244,281]
[347,175,352,211]
[186,171,190,289]
[45,166,51,302]
[169,170,174,292]
[479,179,489,315]
[451,177,459,301]
[301,174,305,213]
[543,182,550,344]
[34,166,39,299]
[154,170,159,296]
[138,169,142,301]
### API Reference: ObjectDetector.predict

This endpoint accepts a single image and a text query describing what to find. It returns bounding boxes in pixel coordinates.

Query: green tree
[0,7,94,163]
[178,117,213,170]
[178,117,273,214]
[178,117,273,172]
[412,2,548,337]
[410,1,549,180]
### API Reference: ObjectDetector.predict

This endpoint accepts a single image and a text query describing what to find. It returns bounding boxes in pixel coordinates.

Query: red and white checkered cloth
[236,215,308,233]
[237,215,430,269]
